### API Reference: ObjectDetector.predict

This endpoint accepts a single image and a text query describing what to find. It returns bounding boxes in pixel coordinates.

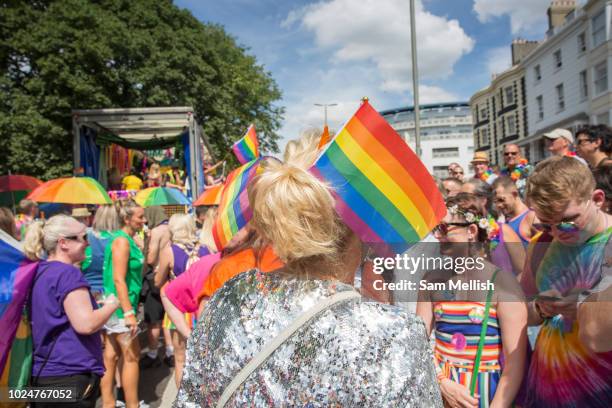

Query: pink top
[163,253,221,313]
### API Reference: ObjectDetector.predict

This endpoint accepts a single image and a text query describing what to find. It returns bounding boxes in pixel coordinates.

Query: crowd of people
[0,123,610,407]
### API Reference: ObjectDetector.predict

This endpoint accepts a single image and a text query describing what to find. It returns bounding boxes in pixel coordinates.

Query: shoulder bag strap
[469,268,500,397]
[216,290,361,408]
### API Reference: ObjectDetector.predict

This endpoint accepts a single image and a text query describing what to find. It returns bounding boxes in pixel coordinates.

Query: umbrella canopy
[135,187,190,207]
[193,184,223,206]
[0,175,42,192]
[27,177,111,204]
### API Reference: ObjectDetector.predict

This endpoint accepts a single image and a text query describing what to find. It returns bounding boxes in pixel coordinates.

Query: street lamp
[314,103,338,127]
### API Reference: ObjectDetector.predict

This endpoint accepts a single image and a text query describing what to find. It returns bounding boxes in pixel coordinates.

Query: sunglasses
[575,138,594,146]
[532,221,580,234]
[504,152,519,156]
[63,233,88,243]
[433,222,472,236]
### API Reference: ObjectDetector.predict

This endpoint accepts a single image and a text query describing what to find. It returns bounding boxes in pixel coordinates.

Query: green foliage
[0,0,284,179]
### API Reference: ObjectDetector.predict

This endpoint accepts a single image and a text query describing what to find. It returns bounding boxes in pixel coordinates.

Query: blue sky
[175,0,554,151]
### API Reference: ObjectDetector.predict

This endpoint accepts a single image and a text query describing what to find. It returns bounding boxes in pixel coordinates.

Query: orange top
[197,246,283,301]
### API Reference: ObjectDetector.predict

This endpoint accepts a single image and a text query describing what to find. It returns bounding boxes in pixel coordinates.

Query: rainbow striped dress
[434,301,502,407]
[525,228,612,407]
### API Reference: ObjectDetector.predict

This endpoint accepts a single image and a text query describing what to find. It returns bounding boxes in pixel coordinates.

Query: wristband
[123,310,135,317]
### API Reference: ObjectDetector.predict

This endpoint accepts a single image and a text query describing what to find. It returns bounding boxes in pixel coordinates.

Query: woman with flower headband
[417,193,528,408]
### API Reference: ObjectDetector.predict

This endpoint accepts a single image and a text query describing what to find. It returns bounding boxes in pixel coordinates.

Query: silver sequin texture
[175,269,443,407]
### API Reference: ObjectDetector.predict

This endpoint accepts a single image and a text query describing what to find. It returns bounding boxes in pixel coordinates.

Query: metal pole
[314,103,338,128]
[410,0,421,157]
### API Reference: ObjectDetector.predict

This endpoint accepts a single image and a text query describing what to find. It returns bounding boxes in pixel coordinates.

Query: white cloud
[419,85,458,103]
[283,0,474,94]
[473,0,551,35]
[485,46,512,77]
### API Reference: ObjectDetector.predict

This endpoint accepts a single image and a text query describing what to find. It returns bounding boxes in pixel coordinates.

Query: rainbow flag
[310,100,446,246]
[212,158,264,250]
[0,232,38,386]
[232,125,259,164]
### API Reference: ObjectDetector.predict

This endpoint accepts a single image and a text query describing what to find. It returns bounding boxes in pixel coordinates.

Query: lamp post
[314,103,338,127]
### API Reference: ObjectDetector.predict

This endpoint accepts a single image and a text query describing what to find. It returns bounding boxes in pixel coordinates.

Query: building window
[482,128,490,146]
[534,65,542,82]
[594,61,608,95]
[578,32,587,54]
[597,112,609,125]
[536,95,544,121]
[556,83,565,112]
[592,9,606,48]
[480,106,488,121]
[506,115,517,135]
[504,86,515,106]
[433,166,448,179]
[432,147,459,158]
[580,70,588,101]
[553,49,562,70]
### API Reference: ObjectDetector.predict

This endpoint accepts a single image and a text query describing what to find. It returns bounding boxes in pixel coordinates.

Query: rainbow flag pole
[310,99,446,248]
[232,125,259,164]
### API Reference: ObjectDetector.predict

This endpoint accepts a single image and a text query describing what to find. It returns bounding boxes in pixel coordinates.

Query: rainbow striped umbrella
[193,185,223,206]
[135,187,190,207]
[26,177,111,204]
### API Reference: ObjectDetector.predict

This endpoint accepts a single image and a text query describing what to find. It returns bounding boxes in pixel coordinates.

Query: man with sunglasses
[500,144,531,198]
[447,162,465,182]
[574,124,612,169]
[521,156,612,407]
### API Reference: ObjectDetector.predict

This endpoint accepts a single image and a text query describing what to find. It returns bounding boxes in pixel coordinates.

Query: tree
[0,0,284,179]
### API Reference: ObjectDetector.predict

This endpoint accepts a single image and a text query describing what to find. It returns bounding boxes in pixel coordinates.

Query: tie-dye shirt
[525,227,612,408]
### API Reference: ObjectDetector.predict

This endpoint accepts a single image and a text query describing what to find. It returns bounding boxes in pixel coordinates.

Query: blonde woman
[23,215,119,407]
[155,214,210,387]
[175,162,442,407]
[100,201,146,408]
[82,205,120,296]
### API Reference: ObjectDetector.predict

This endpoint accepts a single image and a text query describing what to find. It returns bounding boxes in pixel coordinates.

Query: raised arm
[64,290,119,335]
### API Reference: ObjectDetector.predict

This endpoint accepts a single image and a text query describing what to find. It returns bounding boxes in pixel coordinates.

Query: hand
[440,378,479,408]
[124,314,139,336]
[535,289,578,321]
[103,294,120,310]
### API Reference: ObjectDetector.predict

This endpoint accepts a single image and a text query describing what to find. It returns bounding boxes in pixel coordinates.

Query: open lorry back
[72,107,211,199]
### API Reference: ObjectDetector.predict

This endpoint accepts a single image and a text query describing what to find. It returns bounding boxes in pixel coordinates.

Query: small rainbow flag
[232,125,259,164]
[310,100,446,246]
[212,158,264,250]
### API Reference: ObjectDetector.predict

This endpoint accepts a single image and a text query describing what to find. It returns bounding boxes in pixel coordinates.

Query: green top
[103,229,144,318]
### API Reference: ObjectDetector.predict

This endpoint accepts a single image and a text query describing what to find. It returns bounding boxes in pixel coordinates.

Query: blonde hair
[92,205,120,233]
[117,200,142,226]
[23,215,82,261]
[198,207,218,252]
[283,128,323,169]
[169,213,197,246]
[526,156,595,219]
[248,161,342,273]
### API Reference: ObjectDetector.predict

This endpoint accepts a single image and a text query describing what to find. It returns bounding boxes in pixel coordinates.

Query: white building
[380,102,474,179]
[521,0,612,162]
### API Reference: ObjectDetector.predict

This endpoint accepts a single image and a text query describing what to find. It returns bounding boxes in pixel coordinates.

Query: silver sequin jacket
[175,269,443,407]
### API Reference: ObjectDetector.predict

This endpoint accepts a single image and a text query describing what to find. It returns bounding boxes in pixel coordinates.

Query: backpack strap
[216,290,361,408]
[469,268,500,397]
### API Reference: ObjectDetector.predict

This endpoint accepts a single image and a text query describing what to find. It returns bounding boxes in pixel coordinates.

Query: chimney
[511,39,540,65]
[547,0,576,30]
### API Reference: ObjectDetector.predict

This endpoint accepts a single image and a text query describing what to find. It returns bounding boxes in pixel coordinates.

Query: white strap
[216,290,361,408]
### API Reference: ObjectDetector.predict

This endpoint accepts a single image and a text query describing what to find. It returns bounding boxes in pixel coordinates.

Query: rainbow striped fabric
[232,125,259,164]
[0,233,38,387]
[310,100,446,245]
[212,159,264,250]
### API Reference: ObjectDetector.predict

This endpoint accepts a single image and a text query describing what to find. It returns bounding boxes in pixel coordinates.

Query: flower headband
[447,205,498,239]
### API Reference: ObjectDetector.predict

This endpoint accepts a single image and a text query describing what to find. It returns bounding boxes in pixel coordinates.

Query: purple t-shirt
[31,261,104,377]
